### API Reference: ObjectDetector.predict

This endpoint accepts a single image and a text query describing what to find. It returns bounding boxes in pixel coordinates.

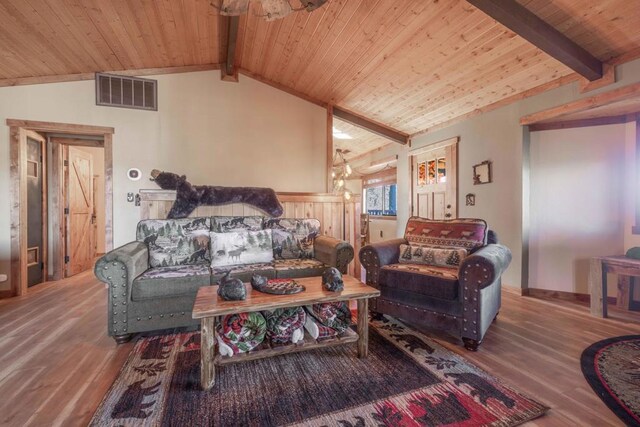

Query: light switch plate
[127,192,134,202]
[0,274,7,282]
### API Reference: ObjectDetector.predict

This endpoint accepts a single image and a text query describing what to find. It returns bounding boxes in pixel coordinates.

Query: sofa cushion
[399,244,467,268]
[210,229,274,268]
[137,217,211,268]
[404,217,487,251]
[274,258,327,279]
[211,216,264,233]
[132,264,211,301]
[211,263,276,283]
[264,218,320,259]
[379,263,459,300]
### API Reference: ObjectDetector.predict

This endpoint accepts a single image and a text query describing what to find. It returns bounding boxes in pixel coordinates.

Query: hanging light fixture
[212,0,328,21]
[332,149,353,200]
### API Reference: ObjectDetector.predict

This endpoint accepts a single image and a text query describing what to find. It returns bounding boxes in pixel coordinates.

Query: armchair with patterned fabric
[359,217,511,351]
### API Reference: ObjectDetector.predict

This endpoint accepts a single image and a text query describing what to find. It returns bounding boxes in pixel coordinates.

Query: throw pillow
[211,216,264,233]
[210,229,274,267]
[264,218,320,259]
[137,217,211,268]
[399,244,467,268]
[404,217,487,251]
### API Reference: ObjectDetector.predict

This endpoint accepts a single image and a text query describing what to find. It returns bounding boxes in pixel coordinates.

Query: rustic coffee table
[192,275,380,390]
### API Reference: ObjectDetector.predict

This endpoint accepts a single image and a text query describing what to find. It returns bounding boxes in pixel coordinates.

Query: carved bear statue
[218,272,246,301]
[322,267,344,292]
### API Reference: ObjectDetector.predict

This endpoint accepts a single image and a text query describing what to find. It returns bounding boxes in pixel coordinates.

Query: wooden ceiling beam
[221,16,240,82]
[521,81,640,125]
[528,114,638,132]
[466,0,603,81]
[333,106,409,145]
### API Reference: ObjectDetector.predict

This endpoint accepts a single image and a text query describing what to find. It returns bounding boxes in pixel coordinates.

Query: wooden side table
[589,256,640,317]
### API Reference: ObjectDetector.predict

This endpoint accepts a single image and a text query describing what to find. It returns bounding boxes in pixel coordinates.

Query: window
[365,184,397,216]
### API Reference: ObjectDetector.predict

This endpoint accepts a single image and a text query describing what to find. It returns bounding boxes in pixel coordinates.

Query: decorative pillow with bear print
[399,244,467,268]
[137,217,211,268]
[263,218,320,260]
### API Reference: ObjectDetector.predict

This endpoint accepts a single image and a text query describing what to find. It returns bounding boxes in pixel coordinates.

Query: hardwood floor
[0,272,638,426]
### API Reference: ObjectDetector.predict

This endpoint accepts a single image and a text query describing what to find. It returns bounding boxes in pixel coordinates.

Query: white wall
[0,71,327,291]
[367,57,640,289]
[529,125,626,296]
[624,121,640,250]
[369,219,397,243]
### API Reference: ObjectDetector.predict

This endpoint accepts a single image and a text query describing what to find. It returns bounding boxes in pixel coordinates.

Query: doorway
[410,137,458,219]
[8,119,114,297]
[51,140,106,278]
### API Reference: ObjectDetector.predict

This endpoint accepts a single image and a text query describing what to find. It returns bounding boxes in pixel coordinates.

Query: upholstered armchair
[359,217,511,351]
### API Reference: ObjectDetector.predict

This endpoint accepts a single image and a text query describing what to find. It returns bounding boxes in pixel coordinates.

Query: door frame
[7,119,114,297]
[408,136,459,218]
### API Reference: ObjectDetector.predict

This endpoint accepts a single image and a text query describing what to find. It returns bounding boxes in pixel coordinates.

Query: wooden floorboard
[0,272,638,426]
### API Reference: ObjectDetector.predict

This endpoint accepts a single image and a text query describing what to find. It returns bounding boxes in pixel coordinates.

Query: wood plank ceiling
[1,0,640,151]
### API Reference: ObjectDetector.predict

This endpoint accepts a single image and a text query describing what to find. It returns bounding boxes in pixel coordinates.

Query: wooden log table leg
[357,298,369,358]
[201,316,216,390]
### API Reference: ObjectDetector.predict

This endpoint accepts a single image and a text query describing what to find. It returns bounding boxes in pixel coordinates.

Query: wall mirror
[473,160,492,185]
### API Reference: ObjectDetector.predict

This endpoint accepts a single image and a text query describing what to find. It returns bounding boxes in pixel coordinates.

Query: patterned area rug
[91,316,548,426]
[581,335,640,426]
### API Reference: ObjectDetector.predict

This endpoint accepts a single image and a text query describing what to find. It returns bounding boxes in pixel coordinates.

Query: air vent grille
[96,73,157,111]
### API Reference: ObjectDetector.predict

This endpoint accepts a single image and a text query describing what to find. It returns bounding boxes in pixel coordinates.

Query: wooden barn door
[65,146,95,276]
[411,138,458,220]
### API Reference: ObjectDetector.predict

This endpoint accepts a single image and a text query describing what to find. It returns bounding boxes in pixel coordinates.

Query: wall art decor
[465,193,476,206]
[473,160,492,185]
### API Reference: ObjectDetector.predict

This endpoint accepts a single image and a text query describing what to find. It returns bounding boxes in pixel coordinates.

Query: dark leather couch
[359,217,511,351]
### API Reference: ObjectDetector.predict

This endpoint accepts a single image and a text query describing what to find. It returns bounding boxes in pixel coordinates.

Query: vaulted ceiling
[1,0,640,151]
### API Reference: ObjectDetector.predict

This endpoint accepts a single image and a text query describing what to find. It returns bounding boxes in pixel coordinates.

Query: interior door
[26,132,46,286]
[66,146,95,276]
[411,141,458,219]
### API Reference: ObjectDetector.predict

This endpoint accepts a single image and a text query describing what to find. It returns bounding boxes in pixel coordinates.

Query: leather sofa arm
[95,241,149,286]
[359,238,407,286]
[95,241,149,338]
[314,235,354,274]
[459,244,512,289]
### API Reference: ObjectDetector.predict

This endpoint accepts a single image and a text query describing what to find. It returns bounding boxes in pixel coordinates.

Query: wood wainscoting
[138,190,362,277]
